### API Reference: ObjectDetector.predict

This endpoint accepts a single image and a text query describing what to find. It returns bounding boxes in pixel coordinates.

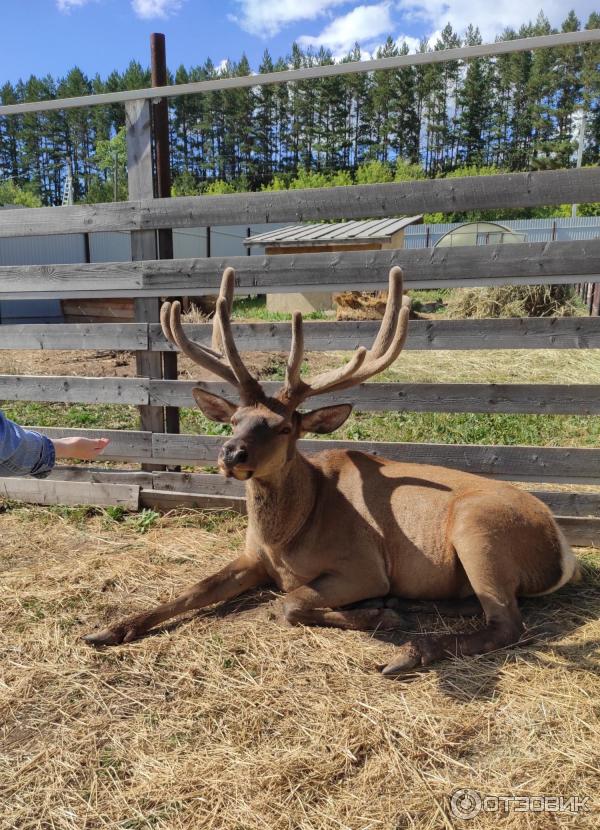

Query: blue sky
[1,1,596,85]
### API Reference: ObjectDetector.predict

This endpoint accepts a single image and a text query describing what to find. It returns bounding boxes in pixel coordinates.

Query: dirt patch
[0,348,338,384]
[0,506,598,829]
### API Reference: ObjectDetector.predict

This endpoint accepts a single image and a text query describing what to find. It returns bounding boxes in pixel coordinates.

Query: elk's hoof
[380,642,422,676]
[82,625,135,646]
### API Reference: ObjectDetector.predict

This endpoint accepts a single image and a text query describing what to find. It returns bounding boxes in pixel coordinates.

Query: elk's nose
[221,442,248,467]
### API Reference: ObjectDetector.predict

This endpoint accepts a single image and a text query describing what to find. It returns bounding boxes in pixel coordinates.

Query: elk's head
[160,267,410,481]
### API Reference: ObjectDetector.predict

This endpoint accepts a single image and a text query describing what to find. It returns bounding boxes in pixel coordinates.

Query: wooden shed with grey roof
[245,216,422,314]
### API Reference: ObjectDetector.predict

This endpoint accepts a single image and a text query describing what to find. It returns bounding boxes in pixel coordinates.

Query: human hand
[52,437,111,461]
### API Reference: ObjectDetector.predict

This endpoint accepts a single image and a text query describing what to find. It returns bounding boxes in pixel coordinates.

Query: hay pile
[446,285,579,319]
[333,291,388,320]
[1,505,598,828]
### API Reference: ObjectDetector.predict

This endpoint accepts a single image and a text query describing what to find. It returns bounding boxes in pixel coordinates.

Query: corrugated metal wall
[0,223,282,322]
[403,217,600,248]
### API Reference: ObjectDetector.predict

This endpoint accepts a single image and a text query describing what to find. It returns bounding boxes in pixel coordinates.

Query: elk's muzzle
[219,440,252,479]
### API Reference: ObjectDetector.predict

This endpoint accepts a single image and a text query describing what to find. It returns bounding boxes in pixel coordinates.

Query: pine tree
[582,12,600,166]
[455,26,492,166]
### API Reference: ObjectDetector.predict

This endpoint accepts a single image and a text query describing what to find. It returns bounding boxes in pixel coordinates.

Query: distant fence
[0,30,599,544]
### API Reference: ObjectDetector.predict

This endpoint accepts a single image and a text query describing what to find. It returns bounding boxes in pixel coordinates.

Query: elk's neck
[246,452,317,548]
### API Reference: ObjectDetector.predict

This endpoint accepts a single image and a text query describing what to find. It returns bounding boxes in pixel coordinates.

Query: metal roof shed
[245,216,422,251]
[245,216,422,313]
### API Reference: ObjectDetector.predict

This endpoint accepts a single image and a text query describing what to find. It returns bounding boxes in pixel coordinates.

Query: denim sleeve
[0,411,56,478]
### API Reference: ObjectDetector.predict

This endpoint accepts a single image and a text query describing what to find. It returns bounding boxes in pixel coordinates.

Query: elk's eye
[279,426,292,435]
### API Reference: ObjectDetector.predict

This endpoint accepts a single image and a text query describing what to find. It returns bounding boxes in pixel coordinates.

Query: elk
[84,267,580,675]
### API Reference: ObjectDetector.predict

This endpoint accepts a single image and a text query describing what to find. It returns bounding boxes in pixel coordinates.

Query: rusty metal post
[151,33,180,441]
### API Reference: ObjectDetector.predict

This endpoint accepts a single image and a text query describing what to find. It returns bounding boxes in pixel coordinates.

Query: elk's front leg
[83,554,269,646]
[282,573,406,631]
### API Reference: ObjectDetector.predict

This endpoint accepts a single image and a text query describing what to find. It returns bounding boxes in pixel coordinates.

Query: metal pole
[113,149,118,202]
[571,110,586,218]
[151,32,180,442]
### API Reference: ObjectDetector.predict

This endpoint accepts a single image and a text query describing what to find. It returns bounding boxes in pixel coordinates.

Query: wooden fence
[0,30,599,544]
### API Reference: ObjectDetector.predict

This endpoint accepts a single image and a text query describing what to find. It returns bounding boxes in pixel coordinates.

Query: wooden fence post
[125,97,165,471]
[592,283,600,317]
[150,33,180,441]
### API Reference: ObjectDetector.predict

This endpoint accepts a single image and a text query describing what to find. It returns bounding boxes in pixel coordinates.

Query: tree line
[0,10,598,207]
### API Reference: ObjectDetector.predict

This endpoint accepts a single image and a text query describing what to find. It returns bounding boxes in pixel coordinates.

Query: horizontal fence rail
[7,375,599,416]
[0,239,598,298]
[28,426,600,484]
[46,466,600,518]
[5,468,598,543]
[151,317,600,352]
[0,323,149,351]
[148,380,600,415]
[0,169,598,238]
[0,31,598,116]
[0,477,140,509]
[1,318,599,352]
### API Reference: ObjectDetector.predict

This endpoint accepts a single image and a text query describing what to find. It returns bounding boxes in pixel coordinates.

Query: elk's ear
[300,404,352,435]
[192,388,237,423]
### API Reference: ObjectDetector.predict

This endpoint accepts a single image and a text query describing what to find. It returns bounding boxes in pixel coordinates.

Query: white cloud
[131,0,183,18]
[57,0,184,18]
[395,0,598,43]
[57,0,93,10]
[230,0,348,38]
[298,3,394,53]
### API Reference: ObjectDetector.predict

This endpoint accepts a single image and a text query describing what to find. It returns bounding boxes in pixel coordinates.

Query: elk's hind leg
[283,573,407,631]
[382,524,523,675]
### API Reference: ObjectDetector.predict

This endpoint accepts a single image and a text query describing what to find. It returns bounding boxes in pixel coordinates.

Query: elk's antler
[160,267,264,404]
[279,266,411,408]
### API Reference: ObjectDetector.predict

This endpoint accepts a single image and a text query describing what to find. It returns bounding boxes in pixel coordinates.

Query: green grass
[2,401,139,430]
[232,296,327,321]
[4,345,600,451]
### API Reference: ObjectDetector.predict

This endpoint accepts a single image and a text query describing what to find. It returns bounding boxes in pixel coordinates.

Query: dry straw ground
[1,506,598,830]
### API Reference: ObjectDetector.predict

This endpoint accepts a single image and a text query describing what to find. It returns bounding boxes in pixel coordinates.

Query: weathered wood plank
[29,427,152,462]
[0,477,140,509]
[151,433,600,484]
[152,471,246,497]
[38,466,600,519]
[0,323,148,351]
[0,168,599,237]
[19,426,600,484]
[126,98,165,464]
[535,491,600,517]
[555,517,600,547]
[149,379,600,415]
[0,375,148,405]
[41,467,600,519]
[48,466,154,487]
[148,472,600,518]
[139,488,246,514]
[5,374,597,415]
[1,317,597,354]
[139,487,600,544]
[151,317,600,353]
[0,240,598,299]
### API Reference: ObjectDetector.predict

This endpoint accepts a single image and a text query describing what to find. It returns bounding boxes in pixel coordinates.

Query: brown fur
[84,399,576,675]
[83,268,579,675]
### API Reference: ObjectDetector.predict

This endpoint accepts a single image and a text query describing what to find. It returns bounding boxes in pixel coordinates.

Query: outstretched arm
[0,412,110,478]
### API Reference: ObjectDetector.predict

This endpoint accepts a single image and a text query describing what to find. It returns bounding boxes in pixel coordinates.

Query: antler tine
[211,266,236,353]
[369,266,404,358]
[302,346,368,397]
[160,300,175,344]
[216,296,264,403]
[283,311,305,398]
[324,296,411,394]
[162,299,238,386]
[278,267,410,407]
